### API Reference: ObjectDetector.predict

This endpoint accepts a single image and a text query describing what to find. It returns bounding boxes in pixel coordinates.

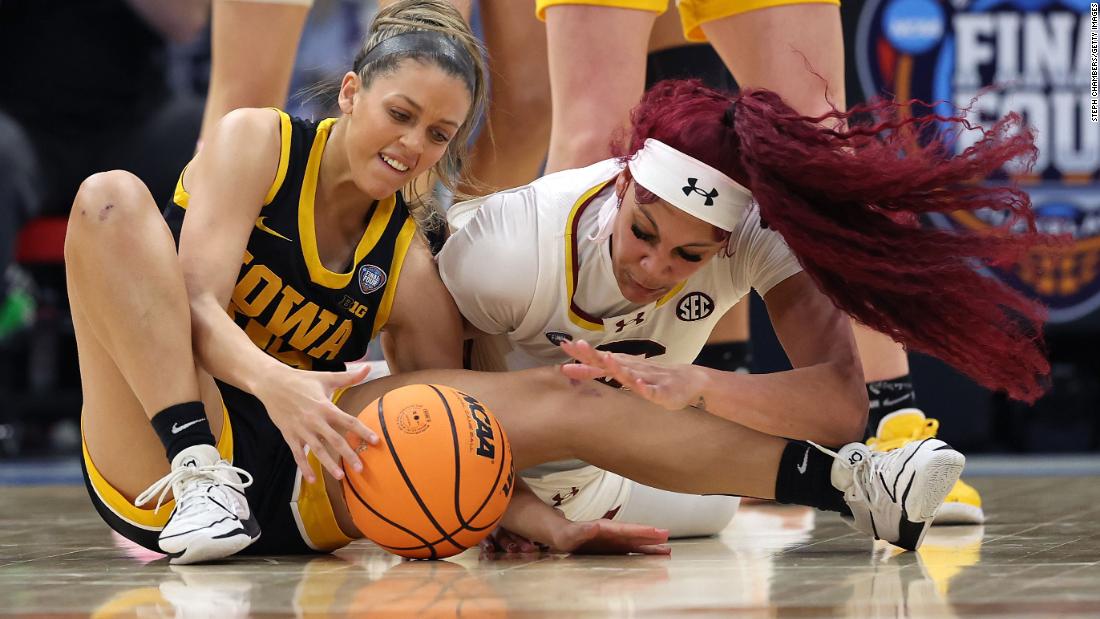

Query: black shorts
[80,384,356,556]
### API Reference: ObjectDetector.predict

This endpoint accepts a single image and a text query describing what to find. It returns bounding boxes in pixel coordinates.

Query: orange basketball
[341,384,515,559]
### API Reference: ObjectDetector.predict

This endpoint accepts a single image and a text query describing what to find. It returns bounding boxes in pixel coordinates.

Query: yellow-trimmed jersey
[164,110,417,373]
[438,158,802,372]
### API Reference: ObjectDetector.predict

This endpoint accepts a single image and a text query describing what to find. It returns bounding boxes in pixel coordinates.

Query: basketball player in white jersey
[438,128,844,539]
[435,77,1050,544]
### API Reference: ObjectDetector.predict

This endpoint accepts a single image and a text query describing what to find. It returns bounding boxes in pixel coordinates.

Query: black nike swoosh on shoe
[895,471,925,551]
[207,495,247,521]
[884,438,933,502]
[211,525,253,541]
[159,516,240,541]
[880,472,898,503]
[209,488,252,519]
[236,513,261,538]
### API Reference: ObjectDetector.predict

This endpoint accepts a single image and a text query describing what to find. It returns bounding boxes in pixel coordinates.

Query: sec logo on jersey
[677,292,714,321]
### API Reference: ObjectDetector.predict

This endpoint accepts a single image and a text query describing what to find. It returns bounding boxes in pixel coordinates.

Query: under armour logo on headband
[682,178,719,206]
[628,139,751,231]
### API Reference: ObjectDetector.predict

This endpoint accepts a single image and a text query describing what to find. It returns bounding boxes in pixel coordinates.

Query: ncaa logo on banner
[855,0,1100,322]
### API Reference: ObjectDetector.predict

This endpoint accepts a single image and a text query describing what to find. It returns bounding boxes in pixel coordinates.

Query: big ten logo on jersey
[856,0,1100,322]
[227,251,354,369]
[340,295,369,318]
[460,392,496,460]
[677,292,715,321]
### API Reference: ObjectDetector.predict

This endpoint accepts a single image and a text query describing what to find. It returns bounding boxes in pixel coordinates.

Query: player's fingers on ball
[320,412,363,462]
[331,430,363,474]
[311,439,344,480]
[341,412,379,445]
[322,437,356,478]
[288,440,315,484]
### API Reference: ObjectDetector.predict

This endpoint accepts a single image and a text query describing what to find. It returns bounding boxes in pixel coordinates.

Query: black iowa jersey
[164,110,417,374]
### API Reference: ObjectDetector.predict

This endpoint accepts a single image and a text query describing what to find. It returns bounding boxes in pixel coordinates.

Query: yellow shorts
[536,0,841,42]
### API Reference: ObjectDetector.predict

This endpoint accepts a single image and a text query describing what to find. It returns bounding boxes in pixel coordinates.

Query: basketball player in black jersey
[69,0,674,565]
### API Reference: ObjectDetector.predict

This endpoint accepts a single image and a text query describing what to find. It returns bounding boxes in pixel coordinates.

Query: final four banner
[854,0,1099,324]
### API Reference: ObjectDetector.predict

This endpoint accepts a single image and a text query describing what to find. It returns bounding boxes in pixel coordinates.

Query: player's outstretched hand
[559,339,709,411]
[480,521,670,556]
[552,519,670,555]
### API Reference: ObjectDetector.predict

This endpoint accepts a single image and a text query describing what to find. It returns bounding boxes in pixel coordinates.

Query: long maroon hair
[614,79,1050,402]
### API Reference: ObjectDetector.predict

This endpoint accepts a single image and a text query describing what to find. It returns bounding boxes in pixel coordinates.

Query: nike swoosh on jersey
[255,217,292,242]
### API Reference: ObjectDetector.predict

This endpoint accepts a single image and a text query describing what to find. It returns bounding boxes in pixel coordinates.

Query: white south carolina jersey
[437,158,803,371]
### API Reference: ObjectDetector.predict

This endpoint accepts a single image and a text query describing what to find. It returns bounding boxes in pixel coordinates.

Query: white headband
[626,138,752,231]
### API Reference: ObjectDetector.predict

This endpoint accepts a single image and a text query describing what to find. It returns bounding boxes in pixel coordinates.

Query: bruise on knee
[97,203,115,221]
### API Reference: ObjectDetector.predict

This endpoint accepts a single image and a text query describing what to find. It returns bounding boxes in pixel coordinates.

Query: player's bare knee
[67,171,155,258]
[70,170,151,227]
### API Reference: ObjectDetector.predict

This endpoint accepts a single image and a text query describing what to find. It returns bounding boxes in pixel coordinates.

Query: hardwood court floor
[2,472,1099,617]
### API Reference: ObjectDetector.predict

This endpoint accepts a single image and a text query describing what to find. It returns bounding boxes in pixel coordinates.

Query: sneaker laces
[808,441,907,508]
[135,462,254,515]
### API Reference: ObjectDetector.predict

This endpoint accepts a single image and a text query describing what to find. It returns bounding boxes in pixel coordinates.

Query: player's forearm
[189,294,286,393]
[696,361,867,445]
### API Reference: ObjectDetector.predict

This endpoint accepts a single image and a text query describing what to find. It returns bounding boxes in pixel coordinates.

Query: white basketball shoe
[135,444,260,564]
[814,438,965,551]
